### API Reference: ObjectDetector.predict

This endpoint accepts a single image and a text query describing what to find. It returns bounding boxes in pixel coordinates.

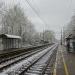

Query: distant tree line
[0,2,56,46]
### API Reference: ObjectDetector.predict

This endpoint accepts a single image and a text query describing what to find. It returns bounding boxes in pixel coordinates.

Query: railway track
[0,44,51,59]
[0,44,58,75]
[0,45,50,64]
[20,44,58,75]
[0,44,52,64]
[0,45,50,72]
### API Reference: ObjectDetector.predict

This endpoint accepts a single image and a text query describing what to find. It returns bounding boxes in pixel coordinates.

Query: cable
[25,0,48,28]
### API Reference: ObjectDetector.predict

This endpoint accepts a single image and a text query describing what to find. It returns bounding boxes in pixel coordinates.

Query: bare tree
[2,5,26,35]
[1,4,37,45]
[42,30,55,43]
[1,4,55,46]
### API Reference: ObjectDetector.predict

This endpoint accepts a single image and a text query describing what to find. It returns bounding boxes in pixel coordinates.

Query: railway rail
[19,44,58,75]
[0,44,51,60]
[0,45,51,72]
[0,43,58,75]
[0,44,50,64]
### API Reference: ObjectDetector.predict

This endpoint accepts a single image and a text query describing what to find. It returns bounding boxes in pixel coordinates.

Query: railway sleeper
[2,44,57,75]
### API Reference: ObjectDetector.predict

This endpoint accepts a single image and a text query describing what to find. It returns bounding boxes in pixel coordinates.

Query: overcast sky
[3,0,75,39]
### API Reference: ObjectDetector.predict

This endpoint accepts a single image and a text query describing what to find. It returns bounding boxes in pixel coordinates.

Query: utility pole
[43,29,44,42]
[61,29,62,45]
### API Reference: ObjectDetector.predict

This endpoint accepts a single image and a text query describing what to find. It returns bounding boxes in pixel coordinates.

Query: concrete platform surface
[53,45,75,75]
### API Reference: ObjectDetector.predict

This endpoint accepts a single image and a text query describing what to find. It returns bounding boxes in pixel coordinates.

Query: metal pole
[61,29,62,45]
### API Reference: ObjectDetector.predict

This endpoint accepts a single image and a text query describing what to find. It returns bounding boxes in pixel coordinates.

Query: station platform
[53,45,75,75]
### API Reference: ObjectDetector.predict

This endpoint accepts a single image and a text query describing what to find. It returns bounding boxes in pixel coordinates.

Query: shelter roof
[0,34,21,39]
[66,34,75,39]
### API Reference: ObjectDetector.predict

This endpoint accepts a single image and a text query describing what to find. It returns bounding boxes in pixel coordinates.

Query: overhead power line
[25,0,48,28]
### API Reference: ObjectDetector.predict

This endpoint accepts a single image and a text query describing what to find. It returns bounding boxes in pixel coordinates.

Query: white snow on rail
[1,44,57,74]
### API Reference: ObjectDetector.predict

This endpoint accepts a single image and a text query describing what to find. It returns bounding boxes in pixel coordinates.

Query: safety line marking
[53,65,56,75]
[61,47,69,75]
[53,50,58,75]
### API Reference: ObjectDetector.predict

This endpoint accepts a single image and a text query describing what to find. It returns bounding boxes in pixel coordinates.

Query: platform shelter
[66,34,75,52]
[0,34,21,50]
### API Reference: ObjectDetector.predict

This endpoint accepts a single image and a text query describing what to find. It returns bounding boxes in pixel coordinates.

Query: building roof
[0,34,21,39]
[66,34,75,39]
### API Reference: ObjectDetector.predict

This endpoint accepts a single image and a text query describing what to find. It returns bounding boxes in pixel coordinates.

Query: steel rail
[0,45,49,64]
[18,44,58,75]
[0,44,50,63]
[0,45,50,72]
